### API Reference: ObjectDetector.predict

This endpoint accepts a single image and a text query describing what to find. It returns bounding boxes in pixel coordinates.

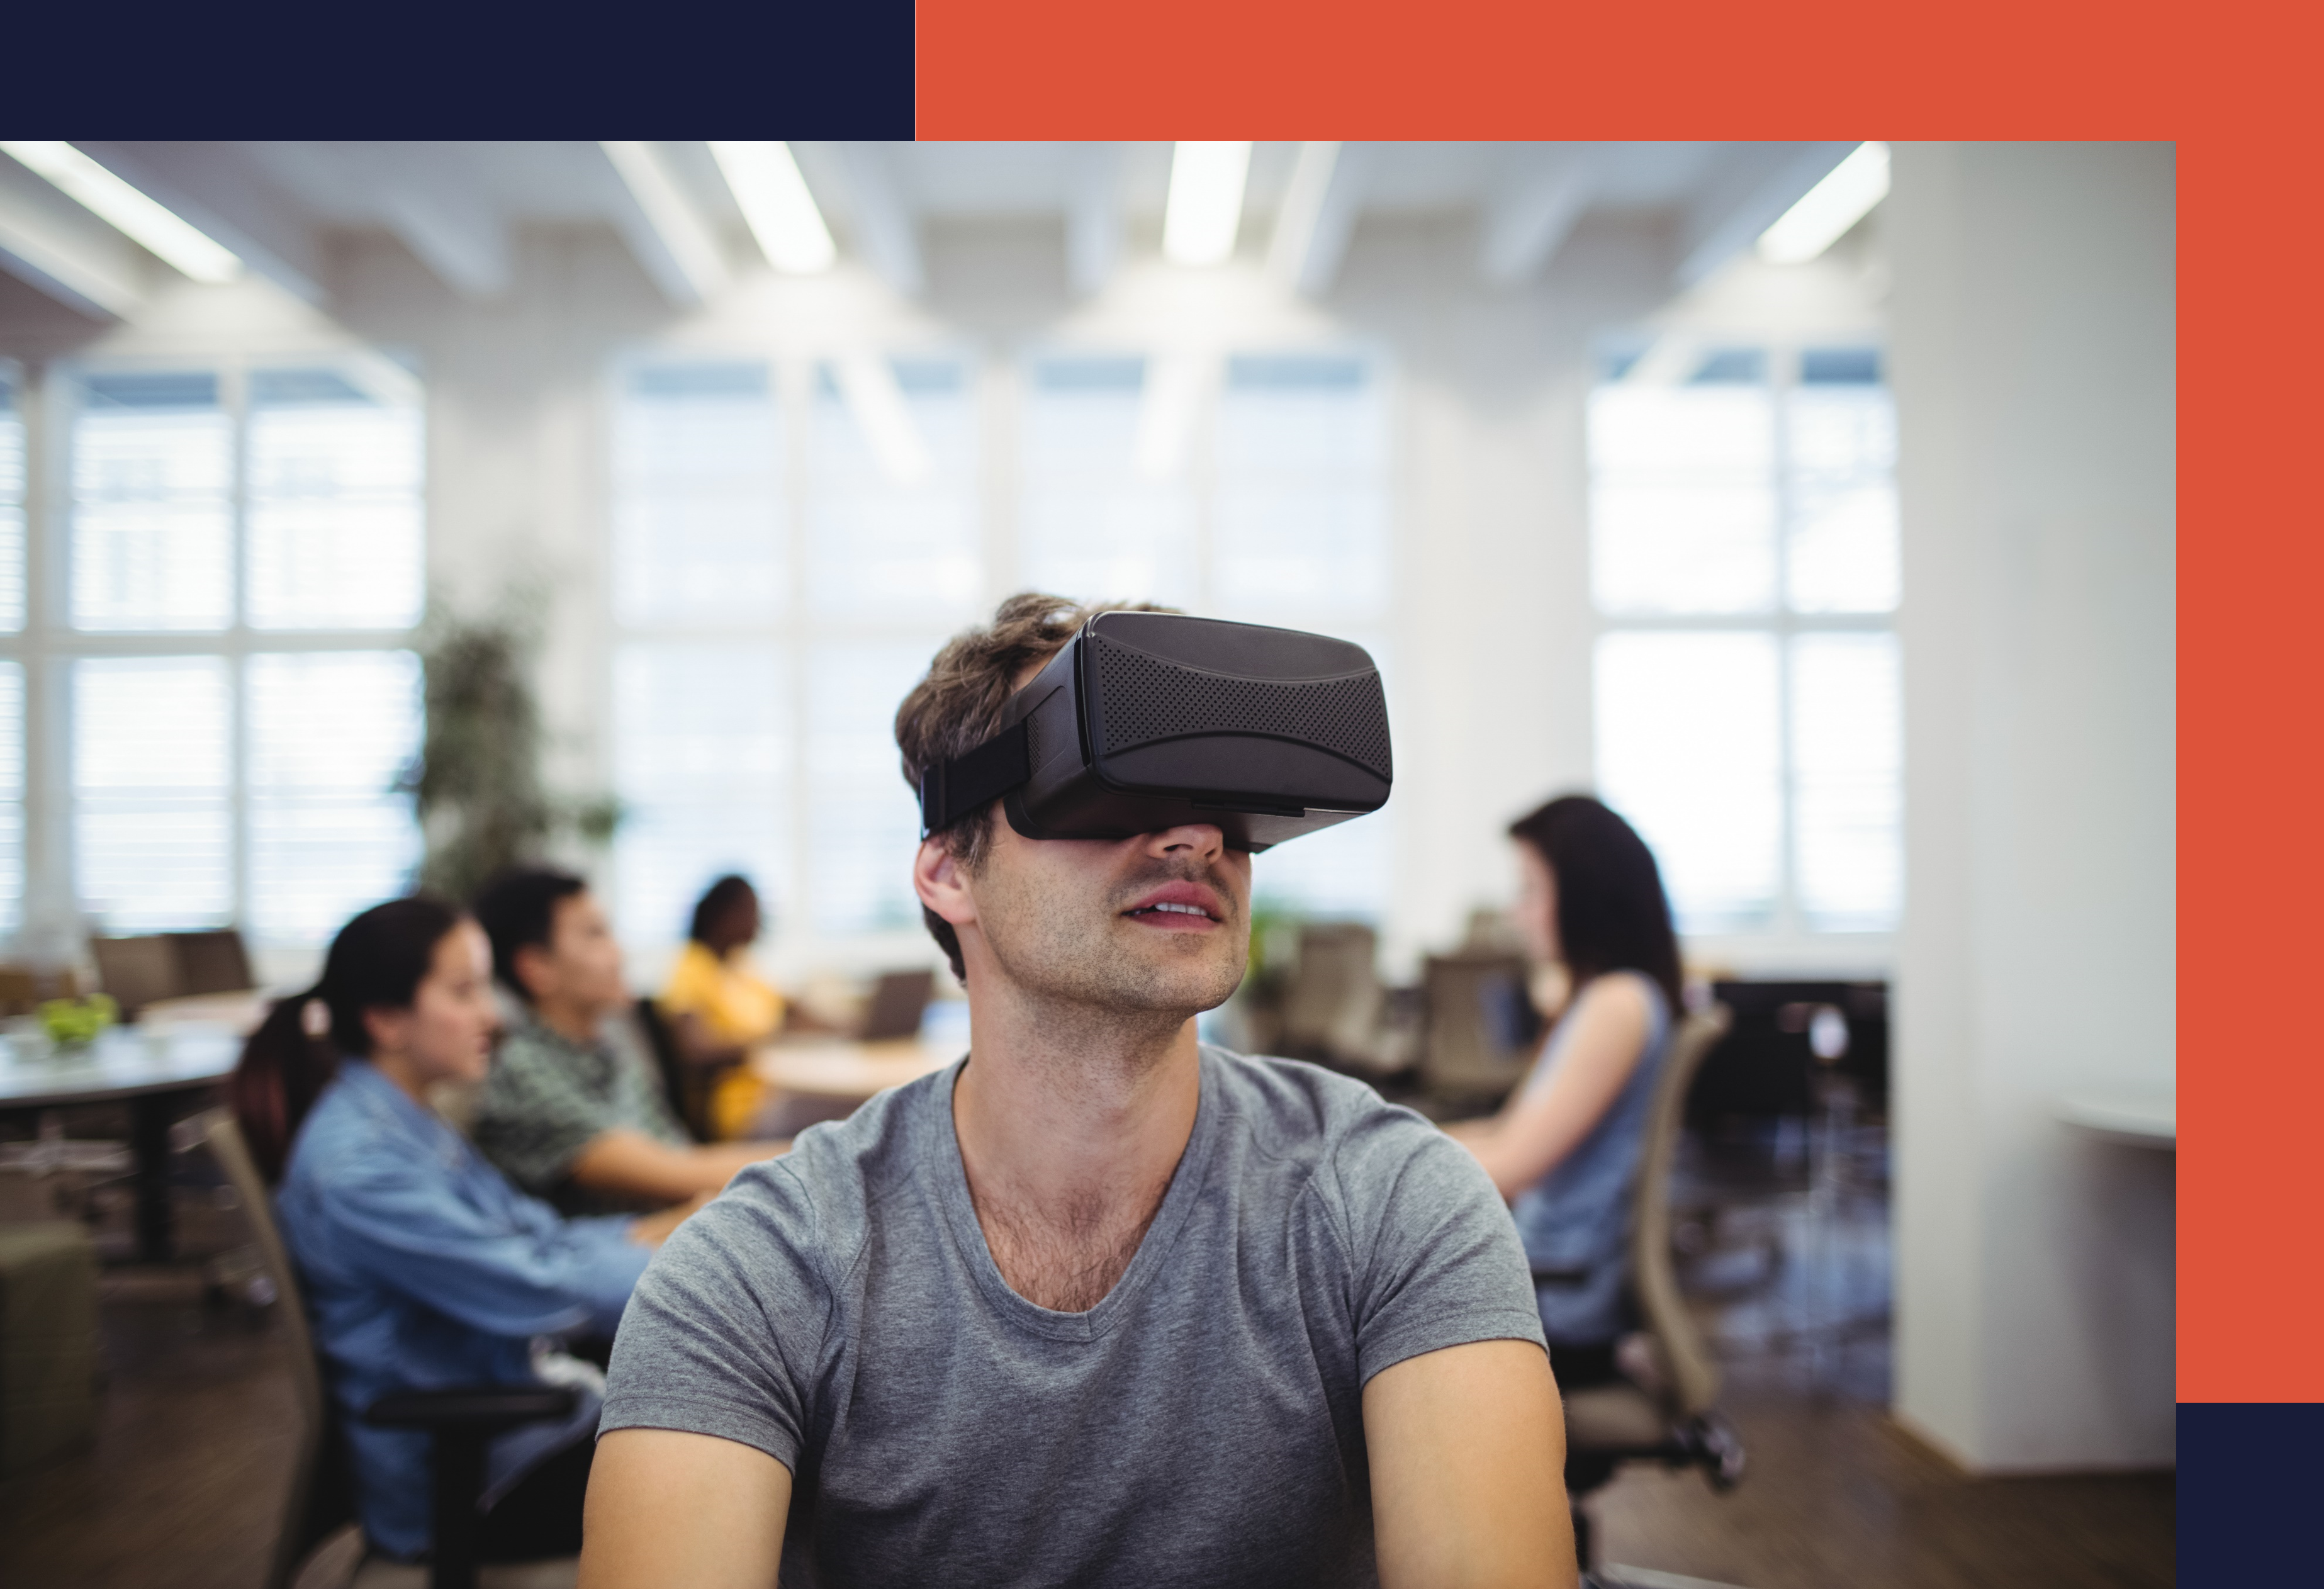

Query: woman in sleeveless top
[1447,795,1685,1387]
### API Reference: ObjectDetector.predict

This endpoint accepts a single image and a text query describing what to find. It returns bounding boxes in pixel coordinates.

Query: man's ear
[913,837,979,930]
[510,941,556,1003]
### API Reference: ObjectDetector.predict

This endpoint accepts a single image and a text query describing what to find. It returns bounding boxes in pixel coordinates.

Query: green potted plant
[400,590,620,902]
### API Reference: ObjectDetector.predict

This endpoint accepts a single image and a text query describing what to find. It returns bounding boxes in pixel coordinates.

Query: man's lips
[1121,880,1228,929]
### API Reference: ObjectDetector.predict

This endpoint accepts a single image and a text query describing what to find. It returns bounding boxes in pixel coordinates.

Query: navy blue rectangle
[2181,1402,2308,1582]
[14,0,916,137]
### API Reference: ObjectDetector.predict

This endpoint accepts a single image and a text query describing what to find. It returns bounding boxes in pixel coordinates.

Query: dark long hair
[1507,795,1684,1021]
[228,896,467,1184]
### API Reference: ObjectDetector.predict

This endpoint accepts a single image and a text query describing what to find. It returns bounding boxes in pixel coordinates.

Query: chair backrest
[89,935,184,1018]
[1418,952,1537,1103]
[629,998,710,1143]
[1629,1004,1732,1420]
[1278,923,1383,1065]
[201,1108,352,1589]
[172,929,255,996]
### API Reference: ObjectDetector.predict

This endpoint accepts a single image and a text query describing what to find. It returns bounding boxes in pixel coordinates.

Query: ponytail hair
[229,896,467,1184]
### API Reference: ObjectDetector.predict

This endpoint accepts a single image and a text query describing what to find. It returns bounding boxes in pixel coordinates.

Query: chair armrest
[362,1386,580,1589]
[362,1384,578,1432]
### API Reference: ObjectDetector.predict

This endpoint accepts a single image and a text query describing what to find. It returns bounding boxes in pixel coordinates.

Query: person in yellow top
[660,877,786,1140]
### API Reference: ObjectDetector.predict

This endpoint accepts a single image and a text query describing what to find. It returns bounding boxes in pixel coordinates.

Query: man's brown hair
[895,591,1174,982]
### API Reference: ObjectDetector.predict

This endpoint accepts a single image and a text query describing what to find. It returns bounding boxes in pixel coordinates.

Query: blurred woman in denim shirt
[230,897,702,1566]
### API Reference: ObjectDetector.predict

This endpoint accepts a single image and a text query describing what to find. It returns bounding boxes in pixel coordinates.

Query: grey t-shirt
[600,1044,1545,1587]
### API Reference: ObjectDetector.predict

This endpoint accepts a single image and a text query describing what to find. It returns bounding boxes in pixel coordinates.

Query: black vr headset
[916,612,1392,852]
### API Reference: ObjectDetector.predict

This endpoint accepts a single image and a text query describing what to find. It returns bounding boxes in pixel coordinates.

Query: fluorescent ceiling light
[709,141,836,274]
[1163,142,1252,267]
[0,141,242,284]
[1757,142,1890,265]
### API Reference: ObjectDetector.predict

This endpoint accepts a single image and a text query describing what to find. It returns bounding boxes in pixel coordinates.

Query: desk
[749,1038,961,1104]
[2054,1091,2175,1150]
[0,1027,242,1263]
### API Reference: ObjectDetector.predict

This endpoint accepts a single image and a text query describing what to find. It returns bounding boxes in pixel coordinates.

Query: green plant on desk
[38,994,118,1048]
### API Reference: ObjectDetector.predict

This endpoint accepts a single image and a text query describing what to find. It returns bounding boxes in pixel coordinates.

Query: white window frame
[1590,342,1899,973]
[4,352,425,957]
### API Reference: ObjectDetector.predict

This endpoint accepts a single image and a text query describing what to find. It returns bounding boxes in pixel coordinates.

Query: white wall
[1888,142,2176,1470]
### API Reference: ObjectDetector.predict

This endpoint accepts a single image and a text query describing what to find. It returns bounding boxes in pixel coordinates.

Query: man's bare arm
[580,1428,790,1588]
[566,1129,785,1204]
[1364,1338,1576,1589]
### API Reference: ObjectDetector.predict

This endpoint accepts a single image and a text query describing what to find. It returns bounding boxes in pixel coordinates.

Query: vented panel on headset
[1091,638,1392,780]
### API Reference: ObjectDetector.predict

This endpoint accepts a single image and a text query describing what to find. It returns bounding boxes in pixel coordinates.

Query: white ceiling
[0,140,1858,322]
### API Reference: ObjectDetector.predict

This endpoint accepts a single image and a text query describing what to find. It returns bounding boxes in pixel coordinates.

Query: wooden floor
[0,1141,2173,1589]
[1593,1357,2174,1589]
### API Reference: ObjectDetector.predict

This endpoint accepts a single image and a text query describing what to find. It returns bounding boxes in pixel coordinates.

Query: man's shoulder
[1201,1045,1437,1167]
[714,1062,954,1236]
[479,1021,596,1102]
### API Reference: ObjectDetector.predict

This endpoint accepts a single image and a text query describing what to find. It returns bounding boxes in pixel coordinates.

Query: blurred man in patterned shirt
[469,867,782,1215]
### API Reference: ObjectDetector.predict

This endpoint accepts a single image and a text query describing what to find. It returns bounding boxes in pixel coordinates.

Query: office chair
[1277,923,1391,1073]
[632,997,713,1143]
[199,1110,580,1589]
[1554,1006,1746,1578]
[88,935,184,1020]
[172,928,256,997]
[1418,951,1539,1109]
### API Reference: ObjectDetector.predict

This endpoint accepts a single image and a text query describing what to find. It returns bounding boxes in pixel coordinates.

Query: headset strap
[918,720,1032,836]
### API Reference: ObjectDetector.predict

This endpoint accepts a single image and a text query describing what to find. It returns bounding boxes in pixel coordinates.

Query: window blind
[1588,383,1778,617]
[71,373,233,632]
[1791,634,1902,930]
[73,656,233,931]
[1213,355,1390,618]
[807,358,980,617]
[806,639,938,936]
[1020,356,1198,609]
[247,369,424,631]
[612,362,784,629]
[245,651,423,940]
[1786,382,1900,614]
[1595,631,1783,934]
[611,643,790,947]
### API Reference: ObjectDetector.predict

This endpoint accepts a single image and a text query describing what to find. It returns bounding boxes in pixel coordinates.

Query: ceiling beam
[600,140,728,306]
[833,142,923,296]
[1479,143,1595,285]
[0,154,145,318]
[75,141,323,303]
[1675,140,1858,287]
[1265,140,1371,298]
[1066,142,1123,296]
[267,142,512,300]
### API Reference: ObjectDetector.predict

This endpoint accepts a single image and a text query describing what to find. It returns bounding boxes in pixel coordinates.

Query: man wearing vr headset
[584,595,1573,1588]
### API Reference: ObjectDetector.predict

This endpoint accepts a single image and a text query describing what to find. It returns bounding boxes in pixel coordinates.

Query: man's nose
[1143,823,1227,862]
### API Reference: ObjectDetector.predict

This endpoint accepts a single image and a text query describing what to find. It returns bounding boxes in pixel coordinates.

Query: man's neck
[532,996,607,1048]
[951,985,1202,1312]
